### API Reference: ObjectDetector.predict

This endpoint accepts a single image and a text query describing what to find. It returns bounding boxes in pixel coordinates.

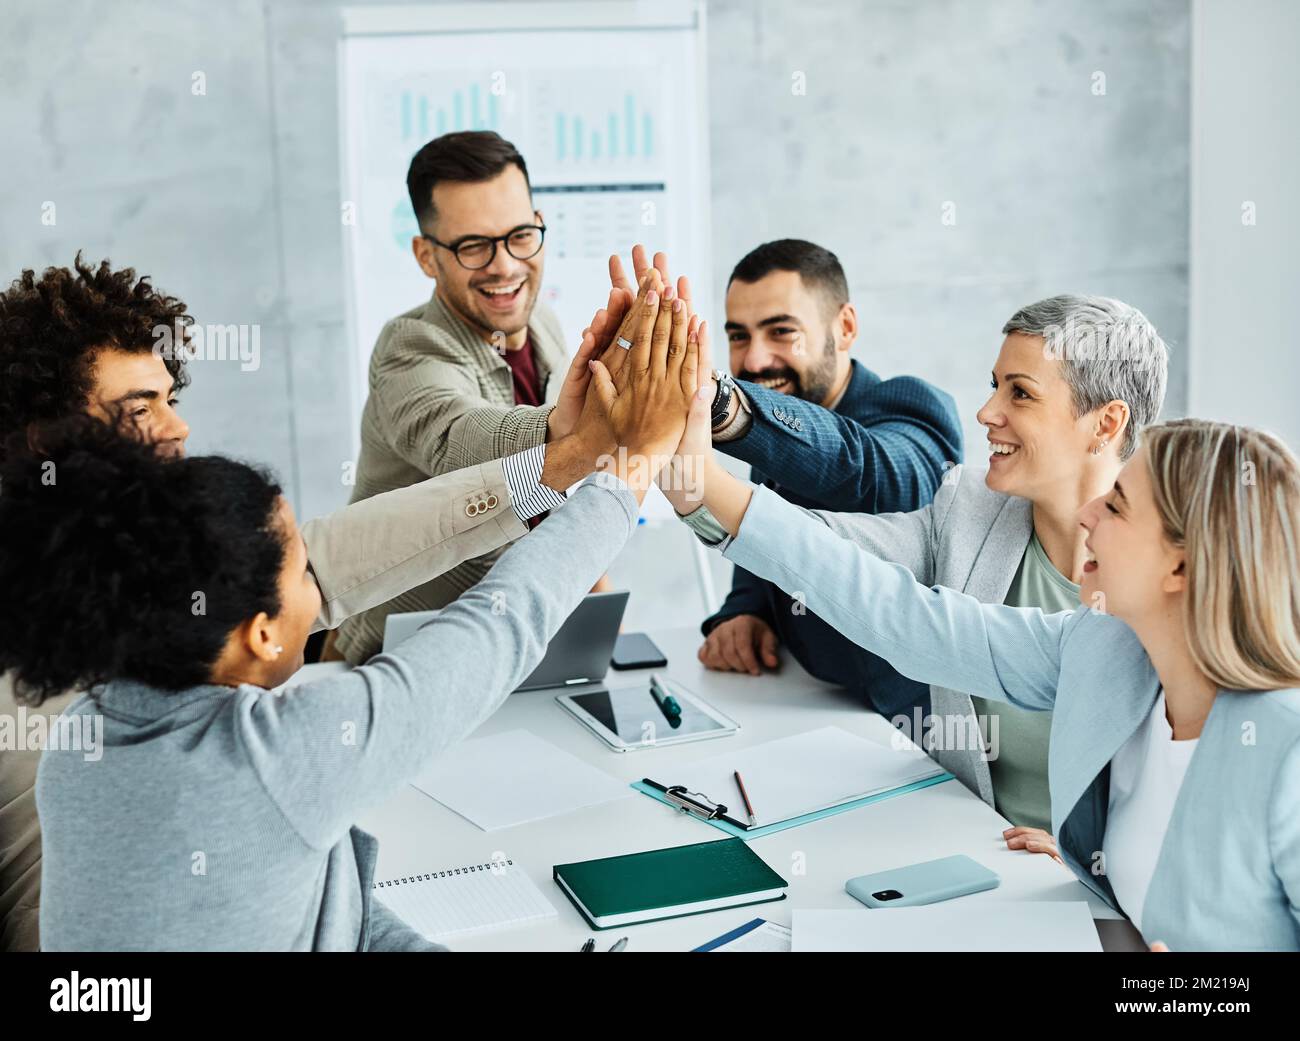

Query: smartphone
[845,855,999,908]
[610,632,668,670]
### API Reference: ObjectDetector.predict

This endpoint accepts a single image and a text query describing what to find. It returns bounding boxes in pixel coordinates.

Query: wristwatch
[709,368,737,428]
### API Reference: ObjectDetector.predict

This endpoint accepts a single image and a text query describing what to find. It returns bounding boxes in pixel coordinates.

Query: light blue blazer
[724,484,1300,951]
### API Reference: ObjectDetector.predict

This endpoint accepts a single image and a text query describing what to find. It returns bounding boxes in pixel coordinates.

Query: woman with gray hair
[671,293,1169,861]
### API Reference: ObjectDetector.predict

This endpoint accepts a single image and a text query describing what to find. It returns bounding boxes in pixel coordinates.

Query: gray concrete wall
[0,0,1192,633]
[1188,0,1300,450]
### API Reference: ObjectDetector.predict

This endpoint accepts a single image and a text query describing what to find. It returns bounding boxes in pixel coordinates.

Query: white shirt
[1102,689,1199,931]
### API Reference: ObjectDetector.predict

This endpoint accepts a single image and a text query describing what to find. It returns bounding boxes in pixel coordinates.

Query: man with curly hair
[0,253,640,951]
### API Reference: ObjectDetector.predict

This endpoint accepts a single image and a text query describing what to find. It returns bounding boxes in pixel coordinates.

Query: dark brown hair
[727,239,850,319]
[406,130,530,231]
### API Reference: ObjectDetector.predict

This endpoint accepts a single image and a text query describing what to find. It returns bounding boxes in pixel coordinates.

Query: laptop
[381,590,630,692]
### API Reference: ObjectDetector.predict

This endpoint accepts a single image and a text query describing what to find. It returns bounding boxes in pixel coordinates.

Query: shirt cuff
[502,444,569,523]
[678,504,731,548]
[712,385,754,443]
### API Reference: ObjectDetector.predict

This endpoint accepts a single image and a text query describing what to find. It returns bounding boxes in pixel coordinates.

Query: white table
[354,625,1132,952]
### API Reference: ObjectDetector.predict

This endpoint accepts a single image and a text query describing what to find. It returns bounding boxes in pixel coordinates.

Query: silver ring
[616,336,633,351]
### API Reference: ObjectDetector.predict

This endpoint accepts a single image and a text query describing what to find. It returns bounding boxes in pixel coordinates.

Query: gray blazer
[34,476,637,951]
[811,464,1034,805]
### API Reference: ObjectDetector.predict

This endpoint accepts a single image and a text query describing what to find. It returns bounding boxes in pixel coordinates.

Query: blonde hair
[1143,419,1300,691]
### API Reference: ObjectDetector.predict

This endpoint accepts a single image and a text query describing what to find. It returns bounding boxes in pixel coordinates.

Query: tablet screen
[567,683,730,746]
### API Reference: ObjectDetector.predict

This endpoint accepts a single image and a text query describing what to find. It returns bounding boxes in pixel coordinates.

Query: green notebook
[553,838,788,930]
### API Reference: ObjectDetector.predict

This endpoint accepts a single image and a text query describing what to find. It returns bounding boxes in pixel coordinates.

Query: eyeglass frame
[421,213,547,270]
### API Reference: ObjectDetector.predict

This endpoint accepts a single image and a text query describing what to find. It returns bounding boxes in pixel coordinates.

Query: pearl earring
[273,646,284,657]
[1093,439,1108,456]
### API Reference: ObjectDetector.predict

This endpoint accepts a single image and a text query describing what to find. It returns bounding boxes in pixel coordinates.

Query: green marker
[649,673,682,726]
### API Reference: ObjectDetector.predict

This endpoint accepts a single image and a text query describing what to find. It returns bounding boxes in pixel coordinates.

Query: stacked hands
[548,246,716,503]
[551,248,1073,866]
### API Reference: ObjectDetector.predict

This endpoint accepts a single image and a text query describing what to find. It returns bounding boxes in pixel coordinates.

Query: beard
[435,264,539,342]
[738,329,839,404]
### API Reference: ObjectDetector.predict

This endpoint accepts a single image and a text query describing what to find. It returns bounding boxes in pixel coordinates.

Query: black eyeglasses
[423,216,547,270]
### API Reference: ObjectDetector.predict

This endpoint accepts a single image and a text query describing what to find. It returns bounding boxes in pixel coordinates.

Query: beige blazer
[0,454,528,951]
[335,289,568,663]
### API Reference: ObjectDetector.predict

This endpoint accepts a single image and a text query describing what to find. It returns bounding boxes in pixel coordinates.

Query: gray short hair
[1002,294,1168,460]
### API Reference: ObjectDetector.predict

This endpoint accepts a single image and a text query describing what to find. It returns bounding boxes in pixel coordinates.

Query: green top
[971,532,1080,832]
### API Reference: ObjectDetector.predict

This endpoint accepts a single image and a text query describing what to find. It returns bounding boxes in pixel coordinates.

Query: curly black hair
[0,417,286,706]
[0,253,192,455]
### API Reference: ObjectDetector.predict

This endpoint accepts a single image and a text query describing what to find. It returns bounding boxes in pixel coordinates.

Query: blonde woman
[665,369,1300,947]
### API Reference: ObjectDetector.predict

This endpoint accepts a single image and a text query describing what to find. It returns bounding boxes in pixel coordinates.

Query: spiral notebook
[372,858,557,942]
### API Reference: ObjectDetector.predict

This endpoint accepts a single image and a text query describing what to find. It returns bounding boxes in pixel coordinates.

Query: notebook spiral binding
[373,860,516,888]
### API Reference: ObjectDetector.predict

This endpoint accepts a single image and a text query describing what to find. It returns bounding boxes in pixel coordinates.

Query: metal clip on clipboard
[641,778,751,830]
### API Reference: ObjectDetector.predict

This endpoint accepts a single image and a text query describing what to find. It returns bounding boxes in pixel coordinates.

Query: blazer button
[486,494,499,509]
[465,502,478,517]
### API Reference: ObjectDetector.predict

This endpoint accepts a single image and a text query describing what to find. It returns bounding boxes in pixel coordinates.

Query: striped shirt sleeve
[501,444,570,523]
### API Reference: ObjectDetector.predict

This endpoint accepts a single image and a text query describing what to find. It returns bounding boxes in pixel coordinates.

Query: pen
[733,769,757,828]
[580,938,595,952]
[607,936,629,952]
[649,673,682,725]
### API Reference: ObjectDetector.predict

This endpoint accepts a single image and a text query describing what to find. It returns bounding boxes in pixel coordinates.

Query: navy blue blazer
[703,359,963,718]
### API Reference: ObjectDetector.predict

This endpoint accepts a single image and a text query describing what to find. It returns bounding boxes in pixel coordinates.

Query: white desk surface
[353,625,1125,952]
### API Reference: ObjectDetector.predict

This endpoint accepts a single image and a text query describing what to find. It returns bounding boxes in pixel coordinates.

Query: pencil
[733,770,757,828]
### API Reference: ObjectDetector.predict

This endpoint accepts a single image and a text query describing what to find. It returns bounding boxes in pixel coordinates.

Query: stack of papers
[411,729,631,830]
[667,725,945,828]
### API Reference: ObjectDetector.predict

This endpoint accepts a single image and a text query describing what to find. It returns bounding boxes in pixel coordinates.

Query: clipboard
[632,771,954,840]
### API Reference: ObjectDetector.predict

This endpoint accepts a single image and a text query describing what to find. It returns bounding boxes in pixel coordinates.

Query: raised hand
[657,314,715,512]
[587,279,704,496]
[604,246,693,382]
[609,245,691,317]
[609,245,671,307]
[547,303,618,441]
[547,271,661,444]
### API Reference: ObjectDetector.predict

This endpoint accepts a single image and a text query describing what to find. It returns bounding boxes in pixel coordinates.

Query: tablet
[556,679,739,752]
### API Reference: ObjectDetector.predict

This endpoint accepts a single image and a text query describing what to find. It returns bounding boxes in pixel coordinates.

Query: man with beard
[639,239,962,717]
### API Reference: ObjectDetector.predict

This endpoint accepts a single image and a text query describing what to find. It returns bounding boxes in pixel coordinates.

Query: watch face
[710,377,731,423]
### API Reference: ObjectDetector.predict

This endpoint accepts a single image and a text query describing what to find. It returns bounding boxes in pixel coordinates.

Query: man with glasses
[333,130,596,663]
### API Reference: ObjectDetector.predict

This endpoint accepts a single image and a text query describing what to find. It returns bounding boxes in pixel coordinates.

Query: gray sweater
[35,476,638,951]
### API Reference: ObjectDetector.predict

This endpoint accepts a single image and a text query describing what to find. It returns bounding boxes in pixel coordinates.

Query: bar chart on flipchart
[340,2,710,433]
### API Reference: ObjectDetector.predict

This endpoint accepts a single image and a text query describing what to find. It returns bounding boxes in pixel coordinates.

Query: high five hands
[547,245,691,442]
[581,266,709,500]
[544,245,719,507]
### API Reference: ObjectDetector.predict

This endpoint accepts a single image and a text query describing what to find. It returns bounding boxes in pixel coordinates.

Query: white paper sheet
[410,729,631,830]
[666,726,943,827]
[793,902,1102,952]
[707,921,792,952]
